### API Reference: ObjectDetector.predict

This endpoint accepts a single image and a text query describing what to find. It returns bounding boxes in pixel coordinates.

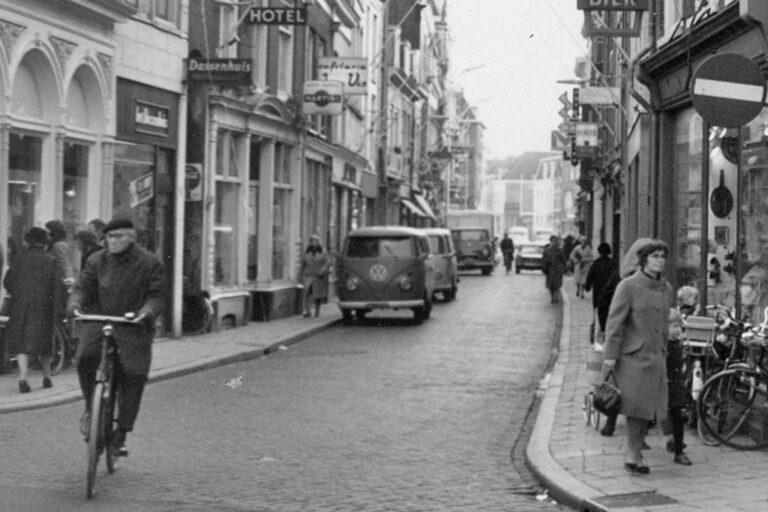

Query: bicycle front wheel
[86,382,105,499]
[698,368,768,450]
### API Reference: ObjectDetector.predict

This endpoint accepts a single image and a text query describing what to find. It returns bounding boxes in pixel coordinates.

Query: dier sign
[691,53,766,128]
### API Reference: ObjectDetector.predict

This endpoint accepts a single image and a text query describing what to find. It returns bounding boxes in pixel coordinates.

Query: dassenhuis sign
[577,0,649,9]
[318,57,368,95]
[186,58,253,86]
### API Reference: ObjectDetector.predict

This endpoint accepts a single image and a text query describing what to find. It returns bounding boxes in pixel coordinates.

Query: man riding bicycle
[67,218,166,456]
[500,233,515,274]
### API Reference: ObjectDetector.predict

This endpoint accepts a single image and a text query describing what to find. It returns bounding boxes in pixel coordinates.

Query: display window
[7,133,43,260]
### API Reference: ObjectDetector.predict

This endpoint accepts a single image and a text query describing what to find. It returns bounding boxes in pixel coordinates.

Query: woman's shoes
[673,454,692,466]
[18,380,31,393]
[42,377,53,389]
[624,462,650,474]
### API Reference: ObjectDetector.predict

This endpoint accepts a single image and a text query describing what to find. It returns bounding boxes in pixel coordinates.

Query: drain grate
[581,491,677,511]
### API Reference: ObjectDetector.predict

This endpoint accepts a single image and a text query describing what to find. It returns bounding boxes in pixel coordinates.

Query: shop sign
[578,87,621,105]
[245,7,306,25]
[575,123,599,157]
[577,0,649,9]
[303,81,343,116]
[129,172,154,208]
[318,57,368,95]
[691,53,766,128]
[186,58,253,86]
[135,101,169,136]
[551,130,570,151]
[185,164,203,202]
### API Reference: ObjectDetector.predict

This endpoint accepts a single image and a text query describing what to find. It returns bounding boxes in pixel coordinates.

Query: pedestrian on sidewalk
[542,235,567,304]
[603,239,673,475]
[664,308,692,466]
[3,227,62,393]
[570,237,593,298]
[300,234,330,317]
[585,242,617,350]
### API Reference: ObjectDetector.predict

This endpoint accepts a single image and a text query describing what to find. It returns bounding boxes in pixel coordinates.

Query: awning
[400,198,427,217]
[413,193,438,221]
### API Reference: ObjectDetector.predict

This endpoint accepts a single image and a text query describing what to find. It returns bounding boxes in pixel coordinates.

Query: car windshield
[453,230,488,242]
[345,236,414,258]
[520,245,544,255]
[427,235,447,254]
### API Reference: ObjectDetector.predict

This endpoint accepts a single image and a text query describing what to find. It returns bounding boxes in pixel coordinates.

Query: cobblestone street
[0,270,568,511]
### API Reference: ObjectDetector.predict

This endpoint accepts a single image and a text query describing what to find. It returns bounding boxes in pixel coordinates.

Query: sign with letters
[577,0,649,10]
[318,57,368,95]
[303,81,343,115]
[245,7,306,25]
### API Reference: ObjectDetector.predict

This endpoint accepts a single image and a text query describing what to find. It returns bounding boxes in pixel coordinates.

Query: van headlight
[346,276,361,291]
[397,275,412,291]
[481,248,490,257]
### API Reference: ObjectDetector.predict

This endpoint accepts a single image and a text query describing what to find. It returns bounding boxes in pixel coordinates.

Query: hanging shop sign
[577,0,649,9]
[185,164,203,202]
[185,58,253,86]
[245,7,307,25]
[691,53,766,128]
[575,122,599,157]
[318,57,368,95]
[578,0,649,38]
[578,87,621,105]
[303,81,343,116]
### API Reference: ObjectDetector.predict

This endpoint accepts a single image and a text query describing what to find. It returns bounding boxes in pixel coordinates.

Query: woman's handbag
[593,370,621,416]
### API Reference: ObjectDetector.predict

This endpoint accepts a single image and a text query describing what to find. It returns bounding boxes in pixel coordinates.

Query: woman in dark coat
[542,235,567,304]
[603,239,673,475]
[3,227,61,393]
[585,242,618,343]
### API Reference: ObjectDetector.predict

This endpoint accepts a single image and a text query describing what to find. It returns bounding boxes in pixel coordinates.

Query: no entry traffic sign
[691,53,766,128]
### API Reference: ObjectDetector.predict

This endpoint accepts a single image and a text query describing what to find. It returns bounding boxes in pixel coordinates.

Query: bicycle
[503,251,514,274]
[50,318,74,376]
[697,306,768,450]
[72,311,146,499]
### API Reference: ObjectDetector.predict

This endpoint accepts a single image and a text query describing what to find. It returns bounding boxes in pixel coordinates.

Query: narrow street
[0,269,568,511]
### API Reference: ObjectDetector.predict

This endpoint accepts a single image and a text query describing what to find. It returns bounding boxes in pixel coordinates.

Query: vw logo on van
[369,263,389,282]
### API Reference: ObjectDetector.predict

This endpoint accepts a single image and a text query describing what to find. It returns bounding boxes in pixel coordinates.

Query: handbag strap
[604,369,618,386]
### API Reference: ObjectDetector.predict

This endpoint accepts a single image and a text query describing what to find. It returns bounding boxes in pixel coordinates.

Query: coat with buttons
[604,270,673,420]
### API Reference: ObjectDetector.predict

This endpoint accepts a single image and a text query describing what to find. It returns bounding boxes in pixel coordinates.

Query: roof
[348,226,428,238]
[502,152,561,180]
[419,227,451,235]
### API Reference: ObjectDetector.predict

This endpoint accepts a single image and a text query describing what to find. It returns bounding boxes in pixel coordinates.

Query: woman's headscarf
[619,237,654,278]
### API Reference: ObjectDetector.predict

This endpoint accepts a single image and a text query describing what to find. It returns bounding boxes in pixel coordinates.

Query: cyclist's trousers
[77,343,147,432]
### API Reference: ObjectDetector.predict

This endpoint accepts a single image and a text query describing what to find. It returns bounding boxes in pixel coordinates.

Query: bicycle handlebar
[72,311,146,327]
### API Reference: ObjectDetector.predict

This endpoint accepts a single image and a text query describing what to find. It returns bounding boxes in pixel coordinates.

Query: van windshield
[453,229,488,242]
[427,235,447,254]
[345,236,414,258]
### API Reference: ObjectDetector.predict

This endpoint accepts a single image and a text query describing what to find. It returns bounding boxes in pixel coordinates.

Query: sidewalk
[0,306,339,414]
[527,290,767,512]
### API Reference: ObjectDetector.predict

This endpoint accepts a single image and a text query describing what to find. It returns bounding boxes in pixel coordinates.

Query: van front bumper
[339,300,424,310]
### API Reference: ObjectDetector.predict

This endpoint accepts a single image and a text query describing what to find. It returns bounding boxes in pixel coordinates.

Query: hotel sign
[245,7,307,25]
[186,58,253,86]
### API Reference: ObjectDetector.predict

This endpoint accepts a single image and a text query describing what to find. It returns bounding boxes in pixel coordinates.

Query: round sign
[691,53,766,128]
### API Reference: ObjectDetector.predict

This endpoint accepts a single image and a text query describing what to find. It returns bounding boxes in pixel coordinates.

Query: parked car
[337,226,435,324]
[422,227,458,301]
[515,242,547,273]
[508,226,529,245]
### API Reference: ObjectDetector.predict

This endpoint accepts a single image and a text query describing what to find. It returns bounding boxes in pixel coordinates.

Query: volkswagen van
[422,227,458,301]
[337,226,435,324]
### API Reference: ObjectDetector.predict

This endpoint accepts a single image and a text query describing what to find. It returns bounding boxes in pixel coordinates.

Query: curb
[0,318,339,415]
[525,291,602,511]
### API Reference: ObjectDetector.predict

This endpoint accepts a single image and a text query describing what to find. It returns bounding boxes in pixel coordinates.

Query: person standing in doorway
[300,235,331,317]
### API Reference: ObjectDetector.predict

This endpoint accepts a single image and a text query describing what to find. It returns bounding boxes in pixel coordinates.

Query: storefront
[642,2,768,322]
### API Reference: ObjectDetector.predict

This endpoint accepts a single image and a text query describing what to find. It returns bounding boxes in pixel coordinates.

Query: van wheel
[481,267,492,276]
[445,284,457,301]
[341,310,353,325]
[424,295,432,319]
[355,309,368,320]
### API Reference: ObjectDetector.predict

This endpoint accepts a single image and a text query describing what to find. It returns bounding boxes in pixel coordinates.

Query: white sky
[446,0,587,159]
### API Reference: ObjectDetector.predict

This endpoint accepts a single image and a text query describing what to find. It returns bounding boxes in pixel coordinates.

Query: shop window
[673,109,703,287]
[273,142,291,184]
[63,142,89,235]
[8,133,42,258]
[272,188,291,280]
[214,130,244,286]
[248,139,261,282]
[113,143,156,250]
[277,26,294,94]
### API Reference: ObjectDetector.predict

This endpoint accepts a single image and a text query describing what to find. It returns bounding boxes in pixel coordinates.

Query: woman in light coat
[300,235,330,317]
[570,237,593,298]
[603,239,673,475]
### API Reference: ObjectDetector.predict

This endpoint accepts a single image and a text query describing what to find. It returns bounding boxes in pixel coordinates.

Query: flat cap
[104,218,134,233]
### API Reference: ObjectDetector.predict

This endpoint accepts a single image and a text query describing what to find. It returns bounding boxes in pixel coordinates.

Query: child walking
[666,308,692,465]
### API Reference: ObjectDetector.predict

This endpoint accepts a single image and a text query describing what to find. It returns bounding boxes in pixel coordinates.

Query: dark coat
[3,247,61,355]
[604,271,673,420]
[543,245,567,290]
[69,244,167,376]
[585,256,618,309]
[666,338,689,408]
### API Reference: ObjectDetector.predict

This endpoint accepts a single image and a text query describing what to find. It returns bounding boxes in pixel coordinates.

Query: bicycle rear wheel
[86,382,105,499]
[698,369,768,450]
[50,324,67,376]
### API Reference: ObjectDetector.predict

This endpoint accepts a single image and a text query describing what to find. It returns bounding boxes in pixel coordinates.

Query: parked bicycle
[72,310,147,499]
[697,305,768,450]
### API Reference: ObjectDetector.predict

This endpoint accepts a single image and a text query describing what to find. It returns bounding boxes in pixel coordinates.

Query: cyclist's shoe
[80,410,91,440]
[111,429,129,457]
